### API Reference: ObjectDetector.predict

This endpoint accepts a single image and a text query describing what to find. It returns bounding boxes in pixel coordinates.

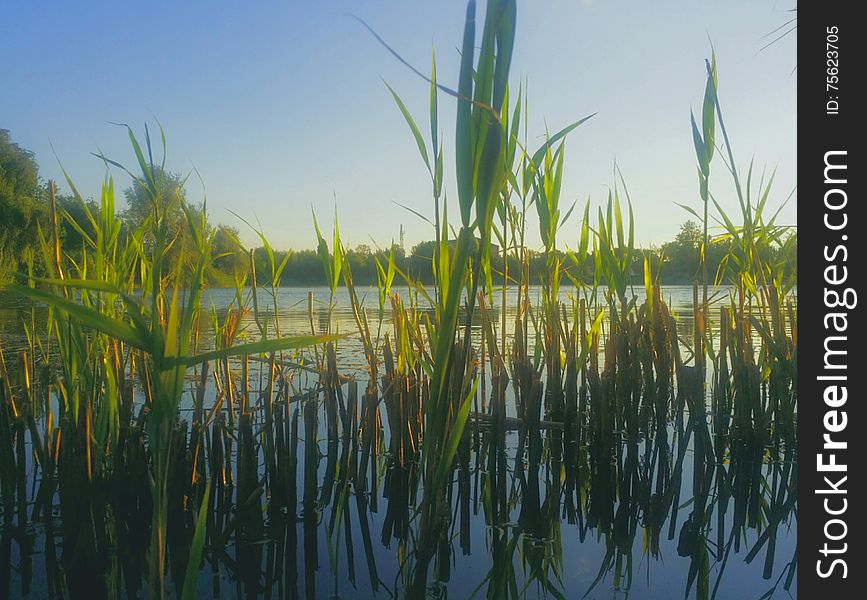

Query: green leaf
[675,202,703,222]
[644,255,653,317]
[691,111,708,177]
[702,71,716,165]
[181,480,211,600]
[386,82,431,170]
[428,228,471,452]
[171,334,344,368]
[312,211,333,287]
[578,198,590,261]
[492,0,517,112]
[455,0,477,228]
[124,124,158,197]
[430,48,439,156]
[3,283,148,351]
[273,250,292,287]
[530,114,595,168]
[613,191,624,249]
[432,375,478,492]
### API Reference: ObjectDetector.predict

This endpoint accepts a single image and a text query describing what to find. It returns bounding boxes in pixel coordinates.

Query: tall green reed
[2,127,333,599]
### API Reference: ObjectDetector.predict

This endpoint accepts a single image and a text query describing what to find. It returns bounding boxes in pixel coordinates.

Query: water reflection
[0,285,796,599]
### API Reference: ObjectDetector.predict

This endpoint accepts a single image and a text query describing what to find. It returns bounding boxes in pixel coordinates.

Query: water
[0,285,797,599]
[199,284,751,377]
[0,285,782,364]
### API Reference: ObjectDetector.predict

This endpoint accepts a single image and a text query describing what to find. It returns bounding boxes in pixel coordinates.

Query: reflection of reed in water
[0,1,796,596]
[0,275,797,599]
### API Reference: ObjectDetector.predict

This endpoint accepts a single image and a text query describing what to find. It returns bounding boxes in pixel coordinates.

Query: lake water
[0,285,797,599]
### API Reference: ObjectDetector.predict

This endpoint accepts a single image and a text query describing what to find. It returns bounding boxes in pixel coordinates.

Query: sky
[1,0,796,252]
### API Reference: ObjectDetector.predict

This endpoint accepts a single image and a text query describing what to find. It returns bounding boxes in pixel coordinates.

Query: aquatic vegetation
[0,1,796,599]
[1,129,335,599]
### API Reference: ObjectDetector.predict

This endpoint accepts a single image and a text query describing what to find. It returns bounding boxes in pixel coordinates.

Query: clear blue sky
[1,0,796,251]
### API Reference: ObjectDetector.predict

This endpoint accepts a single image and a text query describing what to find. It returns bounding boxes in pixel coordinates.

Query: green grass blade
[169,334,344,368]
[181,480,211,600]
[386,82,431,170]
[530,114,595,168]
[455,0,477,228]
[2,283,148,350]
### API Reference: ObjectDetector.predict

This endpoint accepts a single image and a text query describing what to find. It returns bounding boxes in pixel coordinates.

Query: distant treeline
[2,129,795,287]
[250,222,796,287]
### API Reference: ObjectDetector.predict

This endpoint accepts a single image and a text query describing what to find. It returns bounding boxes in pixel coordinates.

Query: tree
[211,225,247,279]
[57,193,100,254]
[122,167,204,269]
[674,220,702,248]
[409,240,437,282]
[661,220,703,282]
[123,167,188,228]
[0,129,48,278]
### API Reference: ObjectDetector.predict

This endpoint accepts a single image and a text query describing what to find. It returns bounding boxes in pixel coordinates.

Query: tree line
[1,129,795,287]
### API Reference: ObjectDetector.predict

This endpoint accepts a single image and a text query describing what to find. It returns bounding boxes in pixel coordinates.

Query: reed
[0,2,796,599]
[1,129,334,599]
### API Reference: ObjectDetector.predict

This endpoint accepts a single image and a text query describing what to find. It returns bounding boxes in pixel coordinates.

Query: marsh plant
[0,1,796,599]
